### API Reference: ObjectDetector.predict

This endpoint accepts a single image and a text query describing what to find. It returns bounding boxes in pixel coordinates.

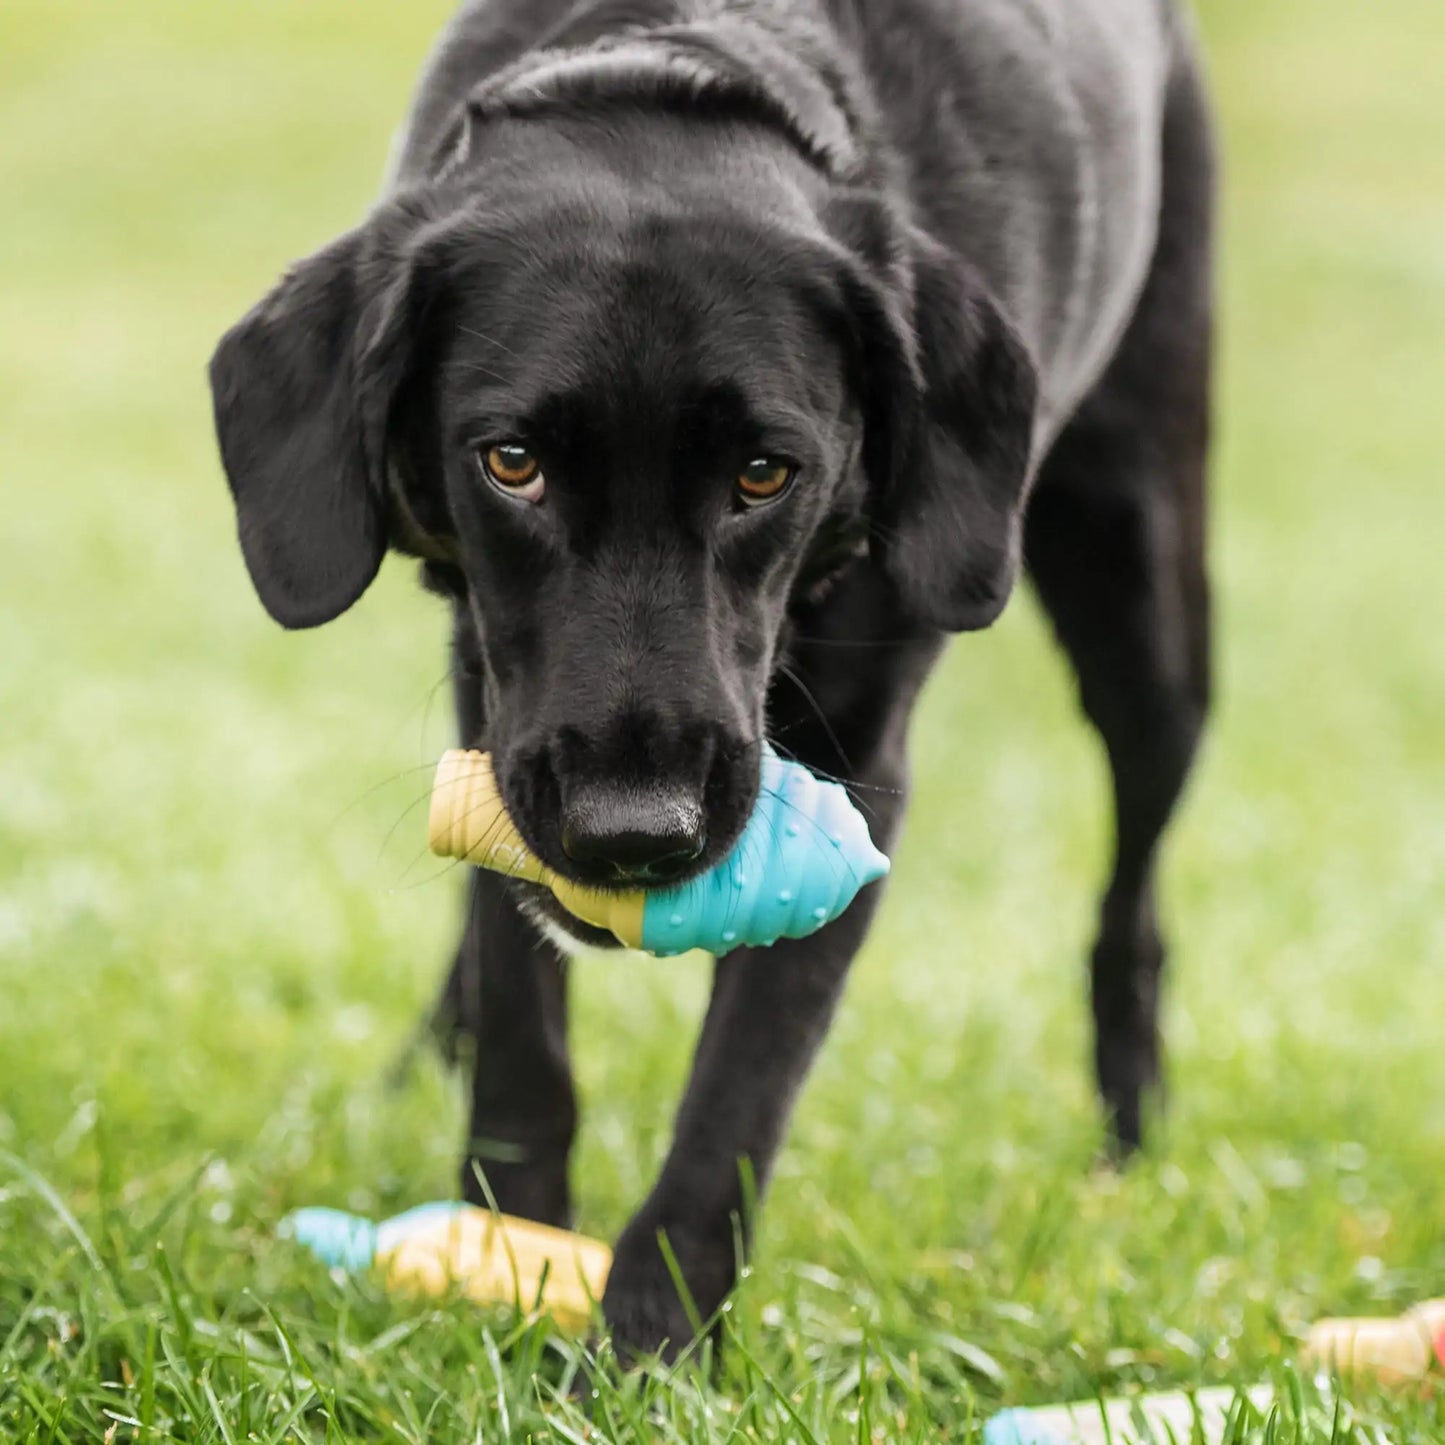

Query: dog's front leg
[602,778,905,1363]
[453,869,577,1227]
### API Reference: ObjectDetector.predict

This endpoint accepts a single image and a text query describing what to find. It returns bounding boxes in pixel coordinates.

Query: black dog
[211,0,1214,1359]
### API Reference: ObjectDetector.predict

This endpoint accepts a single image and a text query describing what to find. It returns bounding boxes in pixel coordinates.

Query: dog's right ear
[824,192,1039,633]
[209,212,432,629]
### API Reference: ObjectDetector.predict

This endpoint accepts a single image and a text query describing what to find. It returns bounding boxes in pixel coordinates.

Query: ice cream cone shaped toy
[282,1203,610,1332]
[1302,1298,1445,1387]
[428,745,889,956]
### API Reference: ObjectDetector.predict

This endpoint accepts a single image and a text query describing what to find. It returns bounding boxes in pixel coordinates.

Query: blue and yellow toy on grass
[282,1202,612,1332]
[428,744,888,956]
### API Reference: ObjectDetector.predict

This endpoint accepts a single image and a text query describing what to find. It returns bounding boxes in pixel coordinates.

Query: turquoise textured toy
[285,1202,454,1271]
[428,745,889,956]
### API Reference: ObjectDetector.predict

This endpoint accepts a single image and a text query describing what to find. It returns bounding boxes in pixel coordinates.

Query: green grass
[2,0,1443,1438]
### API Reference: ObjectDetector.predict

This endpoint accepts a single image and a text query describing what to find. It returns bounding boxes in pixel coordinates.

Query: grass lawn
[2,0,1443,1438]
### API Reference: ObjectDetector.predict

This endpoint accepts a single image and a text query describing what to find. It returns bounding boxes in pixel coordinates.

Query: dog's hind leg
[1024,44,1215,1154]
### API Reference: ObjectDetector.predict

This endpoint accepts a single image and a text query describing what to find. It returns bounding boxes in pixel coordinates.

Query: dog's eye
[736,457,795,508]
[480,443,545,502]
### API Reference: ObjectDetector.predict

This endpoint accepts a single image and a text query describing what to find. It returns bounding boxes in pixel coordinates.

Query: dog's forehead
[442,212,845,430]
[459,214,823,348]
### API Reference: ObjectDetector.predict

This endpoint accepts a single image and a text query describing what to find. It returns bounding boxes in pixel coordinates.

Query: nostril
[610,836,704,885]
[560,788,706,884]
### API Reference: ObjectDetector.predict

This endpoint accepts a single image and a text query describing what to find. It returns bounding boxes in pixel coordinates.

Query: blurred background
[1,0,1442,1436]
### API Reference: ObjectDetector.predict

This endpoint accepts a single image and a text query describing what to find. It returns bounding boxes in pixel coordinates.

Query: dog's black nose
[560,785,706,884]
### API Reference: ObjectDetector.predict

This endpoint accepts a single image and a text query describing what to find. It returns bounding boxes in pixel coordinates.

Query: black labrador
[210,0,1215,1360]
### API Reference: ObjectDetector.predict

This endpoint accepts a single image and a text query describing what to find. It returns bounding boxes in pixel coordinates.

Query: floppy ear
[838,213,1039,632]
[209,218,426,629]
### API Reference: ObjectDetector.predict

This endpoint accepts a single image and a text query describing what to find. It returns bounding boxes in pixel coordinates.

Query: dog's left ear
[830,200,1040,632]
[209,203,444,629]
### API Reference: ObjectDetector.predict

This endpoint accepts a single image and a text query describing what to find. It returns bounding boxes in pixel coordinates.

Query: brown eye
[480,443,544,501]
[736,457,795,508]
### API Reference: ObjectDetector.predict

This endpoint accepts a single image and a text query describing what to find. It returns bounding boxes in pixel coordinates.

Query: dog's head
[210,121,1037,896]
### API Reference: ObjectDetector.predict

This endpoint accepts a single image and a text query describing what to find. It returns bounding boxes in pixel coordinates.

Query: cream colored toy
[1302,1298,1445,1387]
[282,1203,610,1331]
[428,744,888,956]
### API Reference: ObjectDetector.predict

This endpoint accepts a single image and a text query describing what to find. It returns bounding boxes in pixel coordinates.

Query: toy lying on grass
[282,1202,611,1332]
[985,1385,1276,1445]
[1303,1297,1445,1387]
[986,1299,1445,1444]
[428,745,889,956]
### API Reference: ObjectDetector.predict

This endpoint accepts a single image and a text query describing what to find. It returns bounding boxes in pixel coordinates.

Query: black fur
[211,0,1215,1362]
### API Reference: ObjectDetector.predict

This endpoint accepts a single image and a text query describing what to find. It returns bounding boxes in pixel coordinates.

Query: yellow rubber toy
[428,748,647,946]
[383,1211,611,1332]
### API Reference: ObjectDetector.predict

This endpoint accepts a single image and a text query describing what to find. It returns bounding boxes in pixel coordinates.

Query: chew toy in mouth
[427,746,889,956]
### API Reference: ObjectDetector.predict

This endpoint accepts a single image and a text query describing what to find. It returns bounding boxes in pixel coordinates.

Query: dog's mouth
[497,740,763,898]
[510,878,631,952]
[495,781,755,953]
[513,816,730,895]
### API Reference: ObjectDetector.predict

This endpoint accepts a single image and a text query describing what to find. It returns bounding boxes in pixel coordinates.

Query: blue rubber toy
[983,1409,1069,1445]
[281,1202,459,1270]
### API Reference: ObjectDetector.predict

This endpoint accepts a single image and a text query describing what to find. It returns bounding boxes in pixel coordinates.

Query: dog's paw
[601,1209,737,1367]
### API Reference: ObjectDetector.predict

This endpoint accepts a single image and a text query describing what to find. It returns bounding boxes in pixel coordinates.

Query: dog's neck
[427,0,877,189]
